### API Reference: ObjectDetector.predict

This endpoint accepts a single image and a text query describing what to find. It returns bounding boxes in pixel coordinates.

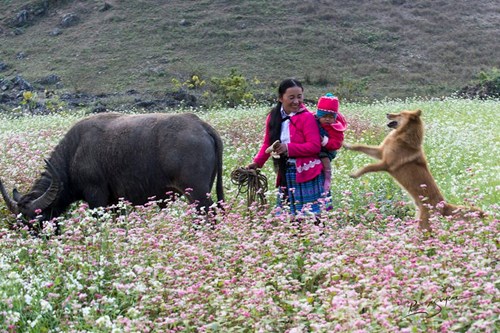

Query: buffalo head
[0,159,61,225]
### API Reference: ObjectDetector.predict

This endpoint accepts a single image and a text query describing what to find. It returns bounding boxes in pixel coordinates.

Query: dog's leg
[416,206,432,231]
[441,203,459,217]
[344,143,383,160]
[441,203,484,220]
[350,162,388,178]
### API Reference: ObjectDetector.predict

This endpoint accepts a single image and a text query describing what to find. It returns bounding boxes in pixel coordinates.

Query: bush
[209,69,255,108]
[457,67,500,99]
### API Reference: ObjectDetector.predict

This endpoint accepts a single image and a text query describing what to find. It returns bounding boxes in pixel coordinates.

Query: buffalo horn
[0,178,19,214]
[30,159,61,211]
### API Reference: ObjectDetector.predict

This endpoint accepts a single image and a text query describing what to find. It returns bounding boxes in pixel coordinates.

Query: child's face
[319,113,336,124]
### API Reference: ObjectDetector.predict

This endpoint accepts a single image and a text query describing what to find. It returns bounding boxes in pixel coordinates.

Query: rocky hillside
[0,0,499,112]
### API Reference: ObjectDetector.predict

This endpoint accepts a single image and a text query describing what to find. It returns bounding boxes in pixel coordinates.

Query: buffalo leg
[82,186,110,209]
[185,187,214,213]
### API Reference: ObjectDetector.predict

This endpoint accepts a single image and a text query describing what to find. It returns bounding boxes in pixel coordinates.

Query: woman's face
[279,86,303,114]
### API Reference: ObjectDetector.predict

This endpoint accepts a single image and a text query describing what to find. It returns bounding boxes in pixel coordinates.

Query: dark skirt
[277,163,328,215]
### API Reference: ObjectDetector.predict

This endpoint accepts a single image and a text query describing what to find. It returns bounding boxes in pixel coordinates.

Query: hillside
[0,0,499,108]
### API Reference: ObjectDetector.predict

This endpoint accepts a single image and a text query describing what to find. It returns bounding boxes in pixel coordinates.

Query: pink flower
[475,270,488,277]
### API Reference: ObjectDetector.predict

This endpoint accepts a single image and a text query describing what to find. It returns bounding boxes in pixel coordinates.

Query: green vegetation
[0,98,498,331]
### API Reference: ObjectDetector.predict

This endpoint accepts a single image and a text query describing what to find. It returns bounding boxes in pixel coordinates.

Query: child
[315,93,347,193]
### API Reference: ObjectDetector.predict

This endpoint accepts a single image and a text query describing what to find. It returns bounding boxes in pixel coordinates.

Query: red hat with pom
[316,93,339,115]
[317,93,347,132]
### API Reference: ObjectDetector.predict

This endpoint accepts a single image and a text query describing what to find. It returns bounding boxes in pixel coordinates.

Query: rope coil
[230,167,268,207]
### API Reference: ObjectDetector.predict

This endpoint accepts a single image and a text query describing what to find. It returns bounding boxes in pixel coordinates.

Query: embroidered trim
[296,159,321,173]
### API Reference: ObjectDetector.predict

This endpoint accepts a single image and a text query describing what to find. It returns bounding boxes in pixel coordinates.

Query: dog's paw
[343,143,352,150]
[349,173,359,179]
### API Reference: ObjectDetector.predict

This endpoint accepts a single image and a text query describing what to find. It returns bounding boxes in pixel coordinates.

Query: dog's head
[386,109,422,129]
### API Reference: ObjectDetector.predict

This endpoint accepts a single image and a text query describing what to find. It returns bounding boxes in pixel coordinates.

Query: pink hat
[317,93,339,114]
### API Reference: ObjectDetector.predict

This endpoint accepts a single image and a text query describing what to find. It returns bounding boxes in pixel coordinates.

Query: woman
[247,78,326,215]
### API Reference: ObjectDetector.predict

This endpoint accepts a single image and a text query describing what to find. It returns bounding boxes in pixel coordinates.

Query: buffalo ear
[13,188,22,201]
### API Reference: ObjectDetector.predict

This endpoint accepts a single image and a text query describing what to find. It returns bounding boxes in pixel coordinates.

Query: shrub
[457,67,500,99]
[209,69,255,107]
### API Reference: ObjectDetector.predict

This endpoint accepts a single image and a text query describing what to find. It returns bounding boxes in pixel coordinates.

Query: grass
[0,0,499,102]
[0,98,498,332]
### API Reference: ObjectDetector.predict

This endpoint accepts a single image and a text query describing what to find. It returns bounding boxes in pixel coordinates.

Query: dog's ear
[414,109,422,117]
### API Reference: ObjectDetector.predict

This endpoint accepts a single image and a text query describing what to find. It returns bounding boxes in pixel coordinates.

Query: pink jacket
[253,108,322,185]
[320,111,347,151]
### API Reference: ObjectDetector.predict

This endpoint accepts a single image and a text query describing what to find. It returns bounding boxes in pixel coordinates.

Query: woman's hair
[269,78,303,143]
[268,79,303,184]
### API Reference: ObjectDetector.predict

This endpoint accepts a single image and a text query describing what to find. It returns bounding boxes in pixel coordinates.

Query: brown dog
[344,109,483,231]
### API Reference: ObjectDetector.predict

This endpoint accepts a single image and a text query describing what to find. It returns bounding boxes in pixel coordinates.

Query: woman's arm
[251,114,273,167]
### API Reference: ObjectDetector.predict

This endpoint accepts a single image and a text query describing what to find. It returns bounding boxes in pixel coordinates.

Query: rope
[230,167,268,207]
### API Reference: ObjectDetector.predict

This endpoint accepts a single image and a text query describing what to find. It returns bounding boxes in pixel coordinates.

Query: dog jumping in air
[344,109,483,231]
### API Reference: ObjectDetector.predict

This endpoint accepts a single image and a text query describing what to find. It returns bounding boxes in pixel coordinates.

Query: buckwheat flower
[29,314,42,328]
[47,293,59,299]
[6,311,20,325]
[127,307,140,318]
[24,294,32,305]
[289,325,306,333]
[483,283,496,294]
[382,264,395,278]
[40,299,52,312]
[81,306,91,318]
[96,315,113,328]
[7,271,20,280]
[136,283,147,293]
[102,296,116,304]
[474,270,489,277]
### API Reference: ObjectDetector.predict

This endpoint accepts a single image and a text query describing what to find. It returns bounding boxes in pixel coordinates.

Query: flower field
[0,98,498,332]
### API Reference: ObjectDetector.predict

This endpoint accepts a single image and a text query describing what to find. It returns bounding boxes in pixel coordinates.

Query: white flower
[96,315,112,328]
[136,283,147,293]
[29,314,42,328]
[24,294,33,305]
[40,299,53,312]
[289,325,306,333]
[81,307,91,318]
[6,311,21,324]
[102,296,116,304]
[126,307,140,318]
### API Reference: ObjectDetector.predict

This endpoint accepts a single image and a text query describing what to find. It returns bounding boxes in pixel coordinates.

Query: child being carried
[315,93,347,193]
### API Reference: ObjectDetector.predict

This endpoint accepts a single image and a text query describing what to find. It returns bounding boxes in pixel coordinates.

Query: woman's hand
[246,162,259,169]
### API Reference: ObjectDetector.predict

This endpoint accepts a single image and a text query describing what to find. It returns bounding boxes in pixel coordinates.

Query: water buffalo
[0,112,224,229]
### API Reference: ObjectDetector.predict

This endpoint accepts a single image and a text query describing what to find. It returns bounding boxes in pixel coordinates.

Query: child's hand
[273,143,288,155]
[265,140,282,158]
